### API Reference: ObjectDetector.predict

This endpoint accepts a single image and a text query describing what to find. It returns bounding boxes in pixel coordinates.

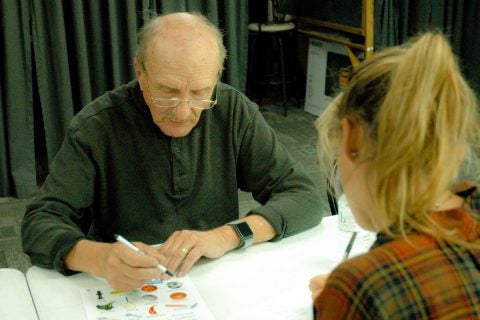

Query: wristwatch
[227,220,254,249]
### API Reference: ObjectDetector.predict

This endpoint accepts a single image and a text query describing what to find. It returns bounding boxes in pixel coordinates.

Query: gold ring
[180,247,189,257]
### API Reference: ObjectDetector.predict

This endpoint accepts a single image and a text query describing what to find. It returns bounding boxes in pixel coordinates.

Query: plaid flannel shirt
[314,187,480,319]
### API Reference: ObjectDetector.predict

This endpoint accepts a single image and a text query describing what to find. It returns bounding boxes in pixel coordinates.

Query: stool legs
[247,30,295,116]
[278,36,288,117]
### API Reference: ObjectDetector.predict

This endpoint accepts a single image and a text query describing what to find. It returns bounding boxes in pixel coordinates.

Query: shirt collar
[372,185,480,246]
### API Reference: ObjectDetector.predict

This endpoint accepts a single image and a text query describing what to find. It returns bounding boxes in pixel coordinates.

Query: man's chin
[157,124,194,138]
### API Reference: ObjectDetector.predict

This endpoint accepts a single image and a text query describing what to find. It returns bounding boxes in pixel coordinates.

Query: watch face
[235,222,253,238]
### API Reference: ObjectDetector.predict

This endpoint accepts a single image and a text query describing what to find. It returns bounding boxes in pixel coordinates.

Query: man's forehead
[144,51,219,83]
[149,75,216,90]
[144,58,218,79]
[144,58,218,90]
[147,23,217,54]
[146,33,218,67]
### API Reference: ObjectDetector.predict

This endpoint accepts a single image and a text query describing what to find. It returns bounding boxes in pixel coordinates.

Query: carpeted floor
[0,102,329,273]
[0,198,34,273]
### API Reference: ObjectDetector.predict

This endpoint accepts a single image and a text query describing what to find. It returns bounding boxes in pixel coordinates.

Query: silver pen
[342,231,357,261]
[114,234,174,277]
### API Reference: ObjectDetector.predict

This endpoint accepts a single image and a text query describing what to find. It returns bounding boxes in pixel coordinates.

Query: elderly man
[22,12,322,290]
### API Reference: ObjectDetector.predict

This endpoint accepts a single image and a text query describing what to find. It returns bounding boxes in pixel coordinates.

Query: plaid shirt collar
[373,185,480,247]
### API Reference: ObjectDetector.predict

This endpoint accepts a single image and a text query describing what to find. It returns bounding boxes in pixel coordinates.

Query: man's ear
[133,57,145,91]
[340,117,364,162]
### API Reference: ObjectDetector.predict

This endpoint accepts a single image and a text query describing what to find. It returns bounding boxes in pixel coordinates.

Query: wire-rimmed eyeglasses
[149,83,218,110]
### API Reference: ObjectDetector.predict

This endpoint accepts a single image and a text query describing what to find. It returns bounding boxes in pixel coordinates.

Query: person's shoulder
[366,233,440,269]
[69,80,140,132]
[216,82,246,98]
[330,233,437,286]
[460,183,480,215]
[329,251,383,286]
[215,82,259,115]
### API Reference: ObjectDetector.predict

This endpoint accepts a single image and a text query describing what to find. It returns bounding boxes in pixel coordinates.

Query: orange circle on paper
[169,292,187,300]
[141,285,158,292]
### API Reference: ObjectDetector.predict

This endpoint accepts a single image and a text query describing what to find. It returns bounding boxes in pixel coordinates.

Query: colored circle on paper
[169,292,187,300]
[142,294,158,301]
[124,302,136,310]
[141,285,158,292]
[149,305,157,314]
[167,281,183,289]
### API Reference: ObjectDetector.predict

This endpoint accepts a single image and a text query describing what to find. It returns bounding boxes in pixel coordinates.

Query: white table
[0,268,39,320]
[26,216,375,320]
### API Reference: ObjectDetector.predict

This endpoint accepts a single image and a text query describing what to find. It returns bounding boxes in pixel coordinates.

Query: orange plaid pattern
[314,188,480,319]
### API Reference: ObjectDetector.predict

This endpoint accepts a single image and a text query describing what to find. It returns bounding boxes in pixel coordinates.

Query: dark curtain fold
[0,0,36,198]
[0,0,249,198]
[30,0,76,165]
[30,0,141,165]
[222,2,249,91]
[375,0,399,49]
[459,1,480,93]
[376,0,479,93]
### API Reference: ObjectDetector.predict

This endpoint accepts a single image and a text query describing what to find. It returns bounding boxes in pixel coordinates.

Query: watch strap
[227,220,254,249]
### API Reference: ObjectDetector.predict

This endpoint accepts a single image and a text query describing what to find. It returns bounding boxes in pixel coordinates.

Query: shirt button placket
[176,145,182,175]
[172,140,187,194]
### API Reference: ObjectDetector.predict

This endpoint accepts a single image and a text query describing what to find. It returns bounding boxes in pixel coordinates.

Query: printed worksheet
[80,277,215,320]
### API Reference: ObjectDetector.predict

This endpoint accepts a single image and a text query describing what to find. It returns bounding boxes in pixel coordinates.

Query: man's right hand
[64,239,170,291]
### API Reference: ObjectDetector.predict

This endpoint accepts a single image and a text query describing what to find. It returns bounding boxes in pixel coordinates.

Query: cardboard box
[304,39,351,116]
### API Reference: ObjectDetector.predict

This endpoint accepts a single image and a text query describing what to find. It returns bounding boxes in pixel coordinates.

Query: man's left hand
[155,226,238,277]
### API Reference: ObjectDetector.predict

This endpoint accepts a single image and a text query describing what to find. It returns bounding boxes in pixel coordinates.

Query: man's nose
[171,100,192,120]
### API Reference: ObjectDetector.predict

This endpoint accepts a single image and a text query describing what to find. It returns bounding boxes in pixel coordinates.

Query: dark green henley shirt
[22,81,323,274]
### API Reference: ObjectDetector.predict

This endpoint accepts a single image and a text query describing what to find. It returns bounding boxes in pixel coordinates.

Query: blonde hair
[317,32,480,248]
[135,12,227,76]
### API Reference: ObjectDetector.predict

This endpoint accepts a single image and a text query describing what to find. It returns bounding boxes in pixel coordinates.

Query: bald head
[136,12,227,76]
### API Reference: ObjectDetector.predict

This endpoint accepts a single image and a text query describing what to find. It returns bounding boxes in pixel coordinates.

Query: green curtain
[458,1,480,94]
[0,0,36,198]
[30,0,141,165]
[375,0,480,93]
[0,0,248,198]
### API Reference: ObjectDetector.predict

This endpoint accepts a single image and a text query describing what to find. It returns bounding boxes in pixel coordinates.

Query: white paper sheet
[80,276,214,320]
